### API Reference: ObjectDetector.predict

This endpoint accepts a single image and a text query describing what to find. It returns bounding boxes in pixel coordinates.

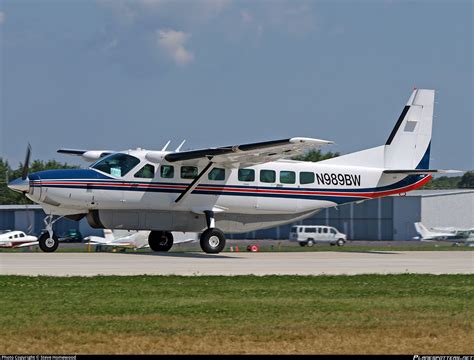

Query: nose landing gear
[38,215,62,252]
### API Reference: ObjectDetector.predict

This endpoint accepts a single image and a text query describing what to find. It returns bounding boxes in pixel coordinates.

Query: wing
[16,241,39,248]
[163,137,333,167]
[58,149,114,162]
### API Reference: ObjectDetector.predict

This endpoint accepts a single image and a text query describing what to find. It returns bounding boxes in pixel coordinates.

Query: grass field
[0,275,472,354]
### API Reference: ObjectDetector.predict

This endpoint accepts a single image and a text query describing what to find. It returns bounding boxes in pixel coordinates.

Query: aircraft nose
[7,177,30,193]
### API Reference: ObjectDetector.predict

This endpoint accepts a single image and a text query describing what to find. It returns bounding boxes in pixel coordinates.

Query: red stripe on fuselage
[35,175,431,199]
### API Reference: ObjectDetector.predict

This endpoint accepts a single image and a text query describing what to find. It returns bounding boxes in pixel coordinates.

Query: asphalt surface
[1,251,472,276]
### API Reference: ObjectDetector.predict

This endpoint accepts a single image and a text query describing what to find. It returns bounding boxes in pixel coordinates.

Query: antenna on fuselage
[175,140,186,152]
[161,140,171,151]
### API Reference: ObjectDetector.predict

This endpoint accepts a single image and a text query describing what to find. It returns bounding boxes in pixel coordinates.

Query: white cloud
[0,12,5,25]
[156,29,194,66]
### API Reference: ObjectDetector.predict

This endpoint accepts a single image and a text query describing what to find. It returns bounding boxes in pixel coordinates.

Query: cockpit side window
[92,153,140,177]
[134,164,155,179]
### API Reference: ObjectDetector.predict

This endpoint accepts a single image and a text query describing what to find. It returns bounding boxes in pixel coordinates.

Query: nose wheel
[38,232,59,252]
[38,214,62,253]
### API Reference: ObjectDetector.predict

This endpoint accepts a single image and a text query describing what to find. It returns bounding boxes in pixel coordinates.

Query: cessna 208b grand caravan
[8,89,453,253]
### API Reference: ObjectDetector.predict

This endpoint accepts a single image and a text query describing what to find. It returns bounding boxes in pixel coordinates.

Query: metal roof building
[230,189,474,241]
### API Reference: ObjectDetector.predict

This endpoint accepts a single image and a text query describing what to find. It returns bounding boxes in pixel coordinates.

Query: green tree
[0,158,79,205]
[292,149,339,162]
[459,171,474,188]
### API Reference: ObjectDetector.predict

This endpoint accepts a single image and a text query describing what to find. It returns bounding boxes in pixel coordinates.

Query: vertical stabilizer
[384,89,434,169]
[320,89,435,170]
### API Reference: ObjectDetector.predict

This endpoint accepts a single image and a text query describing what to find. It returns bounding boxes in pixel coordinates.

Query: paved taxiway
[0,251,472,276]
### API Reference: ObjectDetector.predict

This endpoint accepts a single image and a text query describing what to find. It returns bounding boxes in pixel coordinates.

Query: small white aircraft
[8,89,456,254]
[414,222,474,245]
[85,229,150,250]
[0,230,38,249]
[85,229,196,251]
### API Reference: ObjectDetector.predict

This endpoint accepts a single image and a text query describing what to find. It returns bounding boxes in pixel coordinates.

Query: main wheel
[336,239,345,247]
[299,241,307,247]
[307,239,314,247]
[148,231,174,252]
[38,232,59,253]
[200,228,226,254]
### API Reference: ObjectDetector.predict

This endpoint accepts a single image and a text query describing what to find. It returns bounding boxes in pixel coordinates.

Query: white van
[289,225,347,247]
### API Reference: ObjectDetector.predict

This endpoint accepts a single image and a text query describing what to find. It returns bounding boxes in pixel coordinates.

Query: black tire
[307,239,314,247]
[200,228,226,254]
[148,231,174,252]
[336,239,345,247]
[299,242,307,247]
[38,232,59,253]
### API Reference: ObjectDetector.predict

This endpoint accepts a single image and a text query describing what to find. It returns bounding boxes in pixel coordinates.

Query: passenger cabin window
[160,165,174,179]
[280,171,296,184]
[134,164,155,179]
[305,228,316,233]
[92,153,140,177]
[260,170,276,183]
[238,169,255,182]
[300,172,315,185]
[19,233,25,238]
[323,228,328,234]
[181,166,198,179]
[208,168,225,181]
[318,228,322,233]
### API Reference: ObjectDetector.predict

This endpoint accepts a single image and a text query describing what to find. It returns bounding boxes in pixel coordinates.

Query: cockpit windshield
[91,153,140,177]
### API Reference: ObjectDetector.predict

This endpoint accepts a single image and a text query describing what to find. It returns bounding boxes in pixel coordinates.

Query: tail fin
[320,89,434,169]
[414,222,430,237]
[384,89,434,169]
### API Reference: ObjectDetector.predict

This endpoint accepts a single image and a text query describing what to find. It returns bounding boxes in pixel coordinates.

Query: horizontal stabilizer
[383,169,461,175]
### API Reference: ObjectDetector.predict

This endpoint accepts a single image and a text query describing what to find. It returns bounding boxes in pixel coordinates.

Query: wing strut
[174,161,215,204]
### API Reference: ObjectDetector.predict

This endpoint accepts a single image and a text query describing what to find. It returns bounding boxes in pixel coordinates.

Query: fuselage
[23,150,431,233]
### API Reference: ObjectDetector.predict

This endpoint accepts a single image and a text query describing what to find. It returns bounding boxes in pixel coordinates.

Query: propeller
[7,144,32,193]
[22,143,32,180]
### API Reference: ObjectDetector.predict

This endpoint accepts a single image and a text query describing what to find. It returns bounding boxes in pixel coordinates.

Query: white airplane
[414,222,474,244]
[85,229,196,251]
[8,89,456,254]
[85,229,150,250]
[0,230,38,249]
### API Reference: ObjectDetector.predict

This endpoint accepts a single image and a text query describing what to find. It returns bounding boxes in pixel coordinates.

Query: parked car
[289,225,347,247]
[59,229,83,243]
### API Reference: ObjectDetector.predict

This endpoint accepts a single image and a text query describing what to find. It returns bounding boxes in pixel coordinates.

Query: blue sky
[0,0,472,170]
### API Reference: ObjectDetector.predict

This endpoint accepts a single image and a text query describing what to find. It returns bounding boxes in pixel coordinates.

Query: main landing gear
[199,211,226,254]
[148,211,227,254]
[38,215,62,252]
[148,231,174,252]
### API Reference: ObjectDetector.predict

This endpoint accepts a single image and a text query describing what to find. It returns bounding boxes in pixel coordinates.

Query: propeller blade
[22,143,32,180]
